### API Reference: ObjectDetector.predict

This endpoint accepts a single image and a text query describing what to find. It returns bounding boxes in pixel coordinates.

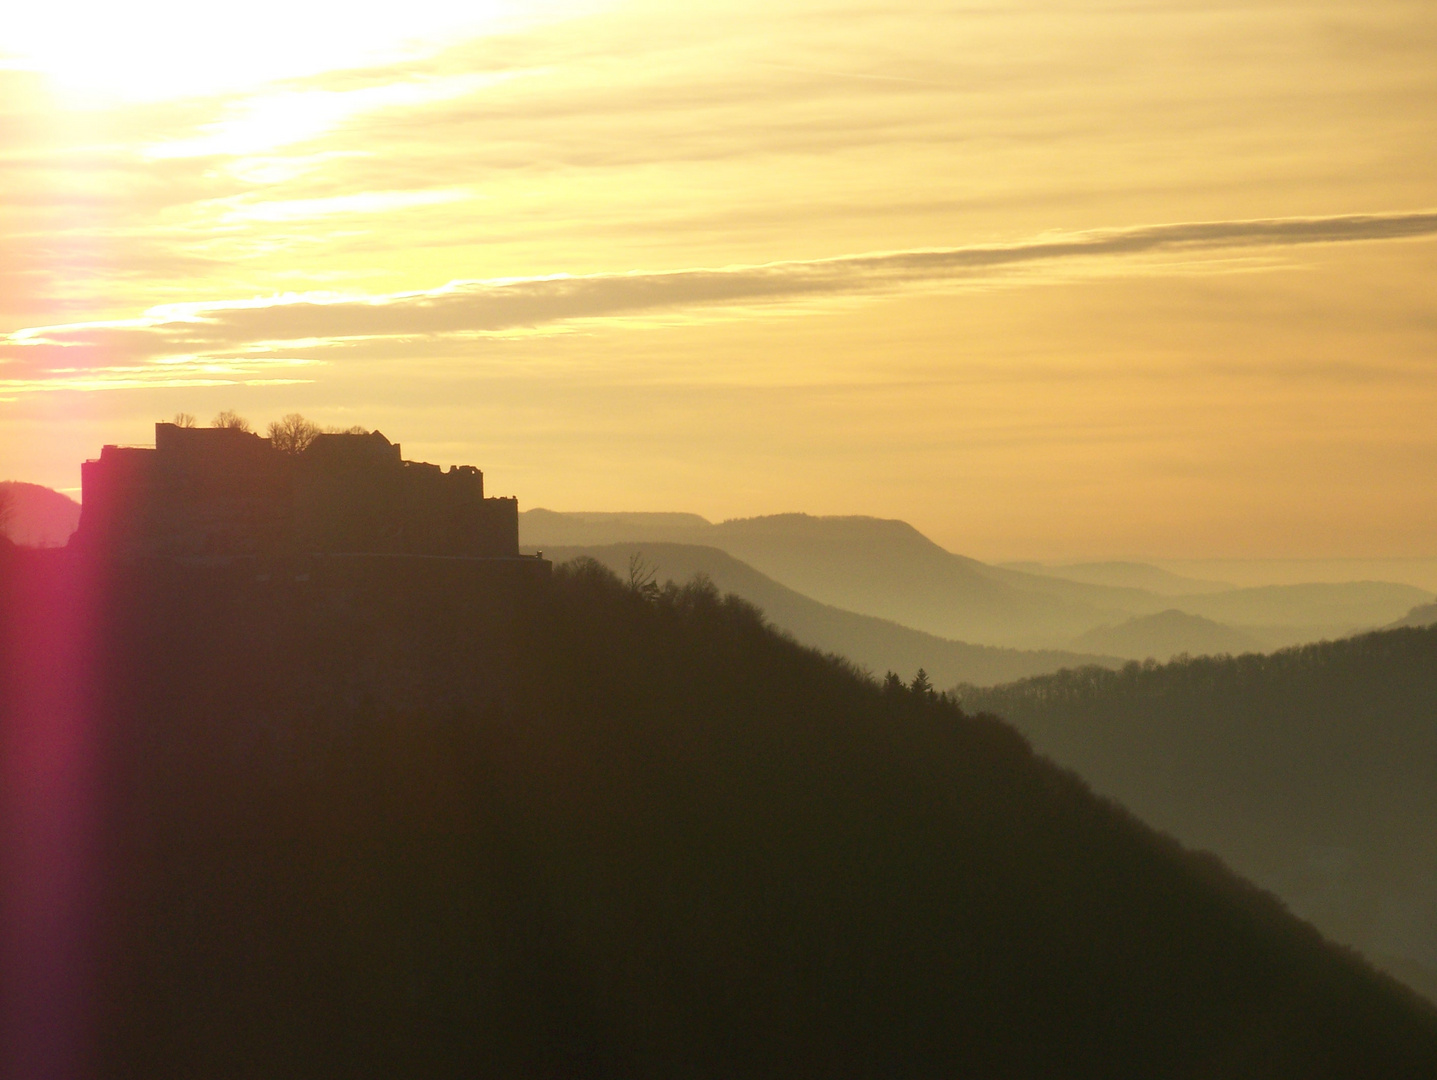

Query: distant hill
[1386,603,1437,630]
[543,543,1122,686]
[1003,560,1233,595]
[524,511,1429,651]
[522,508,712,546]
[958,627,1437,1004]
[0,481,80,547]
[525,511,1148,647]
[1175,582,1433,647]
[1069,609,1266,661]
[4,547,1436,1074]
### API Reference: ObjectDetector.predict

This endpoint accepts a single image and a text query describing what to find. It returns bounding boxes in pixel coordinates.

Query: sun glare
[0,0,550,102]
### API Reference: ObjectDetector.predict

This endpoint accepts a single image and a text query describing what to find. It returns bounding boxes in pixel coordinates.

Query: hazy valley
[521,509,1435,661]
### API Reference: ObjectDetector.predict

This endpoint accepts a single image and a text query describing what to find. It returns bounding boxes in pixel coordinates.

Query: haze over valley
[520,509,1435,663]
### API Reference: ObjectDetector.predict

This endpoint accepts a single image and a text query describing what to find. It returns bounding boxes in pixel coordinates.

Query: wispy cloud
[3,209,1434,391]
[220,188,475,224]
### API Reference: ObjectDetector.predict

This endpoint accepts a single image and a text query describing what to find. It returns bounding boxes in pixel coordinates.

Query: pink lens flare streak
[2,550,103,1080]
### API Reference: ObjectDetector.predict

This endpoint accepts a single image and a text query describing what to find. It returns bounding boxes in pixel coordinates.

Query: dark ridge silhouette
[0,480,81,547]
[957,630,1437,1003]
[2,545,1436,1076]
[541,542,1123,686]
[1068,608,1266,661]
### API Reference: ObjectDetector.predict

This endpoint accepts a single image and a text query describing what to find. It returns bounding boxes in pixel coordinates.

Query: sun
[0,0,540,102]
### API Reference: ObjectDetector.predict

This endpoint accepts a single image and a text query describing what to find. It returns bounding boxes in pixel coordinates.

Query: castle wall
[477,497,520,558]
[150,425,290,557]
[76,423,523,560]
[76,447,157,554]
[293,433,405,554]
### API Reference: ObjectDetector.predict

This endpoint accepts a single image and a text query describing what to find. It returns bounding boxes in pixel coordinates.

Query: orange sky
[1,0,1434,559]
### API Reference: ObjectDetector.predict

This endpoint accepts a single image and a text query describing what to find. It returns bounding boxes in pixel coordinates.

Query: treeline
[958,629,1437,1002]
[2,549,1436,1076]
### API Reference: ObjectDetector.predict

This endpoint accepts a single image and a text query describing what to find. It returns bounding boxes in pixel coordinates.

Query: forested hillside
[3,548,1435,1077]
[959,630,1437,1002]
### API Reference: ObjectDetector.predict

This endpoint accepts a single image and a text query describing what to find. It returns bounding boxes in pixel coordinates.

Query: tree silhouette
[211,410,251,432]
[911,668,933,698]
[172,412,197,428]
[268,413,323,454]
[627,551,661,601]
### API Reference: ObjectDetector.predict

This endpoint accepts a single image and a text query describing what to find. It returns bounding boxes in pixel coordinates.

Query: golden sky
[1,0,1434,558]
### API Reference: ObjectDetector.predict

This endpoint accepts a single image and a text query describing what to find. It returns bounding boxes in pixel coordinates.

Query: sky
[1,0,1434,560]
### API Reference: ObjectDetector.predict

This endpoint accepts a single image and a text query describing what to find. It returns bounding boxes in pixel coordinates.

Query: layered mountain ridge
[523,510,1432,657]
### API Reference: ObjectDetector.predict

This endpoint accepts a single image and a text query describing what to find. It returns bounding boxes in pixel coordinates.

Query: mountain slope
[544,542,1122,686]
[958,628,1437,1003]
[0,481,80,547]
[1387,603,1437,630]
[3,547,1435,1075]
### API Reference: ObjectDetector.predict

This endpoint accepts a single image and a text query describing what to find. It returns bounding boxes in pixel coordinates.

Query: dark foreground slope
[958,632,1437,1003]
[3,550,1436,1078]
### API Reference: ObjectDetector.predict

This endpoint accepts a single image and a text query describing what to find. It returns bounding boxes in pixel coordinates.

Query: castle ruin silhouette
[75,423,521,560]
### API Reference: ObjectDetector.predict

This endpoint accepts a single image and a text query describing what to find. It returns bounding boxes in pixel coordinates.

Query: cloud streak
[4,209,1436,389]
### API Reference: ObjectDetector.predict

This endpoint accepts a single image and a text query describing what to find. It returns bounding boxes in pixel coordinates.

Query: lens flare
[1,552,103,1077]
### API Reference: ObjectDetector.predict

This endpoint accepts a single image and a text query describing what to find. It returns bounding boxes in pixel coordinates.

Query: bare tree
[627,551,661,601]
[0,485,12,541]
[172,412,197,428]
[212,410,251,432]
[267,413,323,454]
